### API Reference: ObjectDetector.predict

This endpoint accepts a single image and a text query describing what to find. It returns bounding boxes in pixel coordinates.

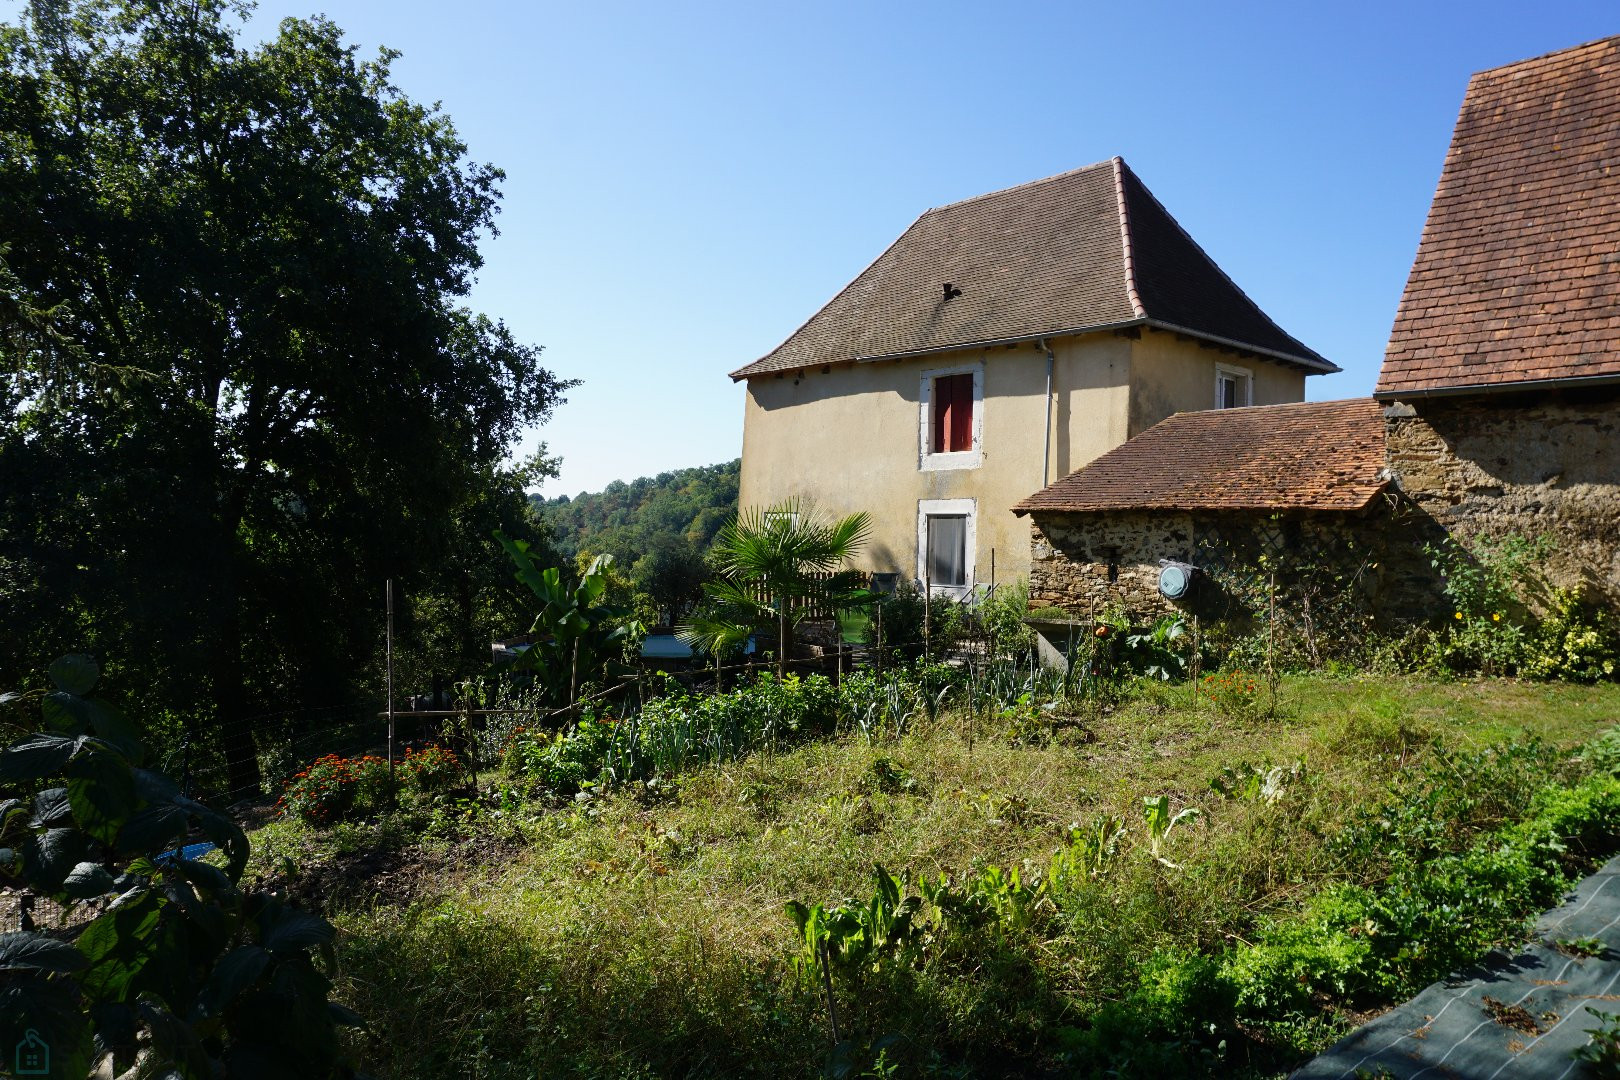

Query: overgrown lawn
[255,675,1620,1078]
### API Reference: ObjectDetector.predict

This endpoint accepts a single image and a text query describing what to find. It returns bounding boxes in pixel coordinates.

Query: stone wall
[1385,390,1620,606]
[1025,388,1620,633]
[1028,501,1446,628]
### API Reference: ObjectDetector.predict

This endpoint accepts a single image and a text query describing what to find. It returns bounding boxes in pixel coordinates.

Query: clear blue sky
[211,3,1620,493]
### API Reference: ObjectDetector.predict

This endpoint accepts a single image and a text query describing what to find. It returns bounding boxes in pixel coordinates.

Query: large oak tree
[0,0,571,794]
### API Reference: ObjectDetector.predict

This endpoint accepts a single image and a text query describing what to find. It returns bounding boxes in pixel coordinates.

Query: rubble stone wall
[1385,391,1620,606]
[1027,501,1446,626]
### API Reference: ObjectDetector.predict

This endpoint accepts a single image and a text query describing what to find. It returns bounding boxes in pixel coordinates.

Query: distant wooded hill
[533,460,739,625]
[536,459,739,561]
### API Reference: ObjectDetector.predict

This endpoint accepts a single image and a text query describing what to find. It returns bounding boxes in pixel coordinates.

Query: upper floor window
[932,373,973,453]
[919,364,983,471]
[1215,363,1253,409]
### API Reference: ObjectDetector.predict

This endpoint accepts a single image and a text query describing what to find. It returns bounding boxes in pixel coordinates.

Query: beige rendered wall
[738,333,1132,586]
[1127,328,1307,436]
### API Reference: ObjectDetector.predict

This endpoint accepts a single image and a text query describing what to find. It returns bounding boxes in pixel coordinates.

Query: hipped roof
[732,158,1335,380]
[1378,36,1620,397]
[1014,399,1388,515]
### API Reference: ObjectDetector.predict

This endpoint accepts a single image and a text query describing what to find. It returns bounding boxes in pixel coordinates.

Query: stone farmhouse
[1018,35,1620,626]
[732,159,1335,597]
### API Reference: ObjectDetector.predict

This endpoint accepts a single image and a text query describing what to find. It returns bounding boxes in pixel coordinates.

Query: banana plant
[1142,795,1202,868]
[497,531,643,705]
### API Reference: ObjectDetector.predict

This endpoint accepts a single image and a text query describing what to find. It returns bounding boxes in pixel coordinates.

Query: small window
[931,373,974,453]
[917,498,975,593]
[925,514,968,588]
[1216,364,1252,409]
[919,365,982,470]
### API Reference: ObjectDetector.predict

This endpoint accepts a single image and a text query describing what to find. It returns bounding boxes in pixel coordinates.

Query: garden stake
[1266,569,1279,717]
[386,578,396,804]
[923,565,932,660]
[1189,615,1201,706]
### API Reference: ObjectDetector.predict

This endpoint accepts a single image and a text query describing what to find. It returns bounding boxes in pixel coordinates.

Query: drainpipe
[1039,338,1056,487]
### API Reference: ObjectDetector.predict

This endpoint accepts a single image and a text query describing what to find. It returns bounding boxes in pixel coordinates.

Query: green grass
[255,674,1620,1079]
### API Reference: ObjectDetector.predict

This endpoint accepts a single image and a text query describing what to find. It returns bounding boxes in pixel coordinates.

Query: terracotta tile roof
[1378,36,1620,397]
[731,159,1336,380]
[1013,398,1388,514]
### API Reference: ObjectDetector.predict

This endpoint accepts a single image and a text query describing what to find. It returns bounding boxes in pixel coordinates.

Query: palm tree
[678,499,872,678]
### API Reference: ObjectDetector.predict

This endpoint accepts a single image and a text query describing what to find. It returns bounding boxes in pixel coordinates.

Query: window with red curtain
[931,373,974,453]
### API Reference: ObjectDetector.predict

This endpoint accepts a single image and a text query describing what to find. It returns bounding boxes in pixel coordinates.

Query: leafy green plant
[1555,936,1607,959]
[401,744,464,795]
[1573,1007,1620,1068]
[1210,760,1304,803]
[1047,814,1126,896]
[786,865,923,980]
[497,531,643,705]
[865,757,918,795]
[679,499,873,677]
[0,655,362,1078]
[1122,614,1190,681]
[1142,795,1201,868]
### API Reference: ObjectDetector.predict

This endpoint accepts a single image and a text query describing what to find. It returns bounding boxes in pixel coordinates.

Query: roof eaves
[730,318,1152,381]
[1143,319,1341,373]
[1013,485,1387,517]
[1374,371,1620,401]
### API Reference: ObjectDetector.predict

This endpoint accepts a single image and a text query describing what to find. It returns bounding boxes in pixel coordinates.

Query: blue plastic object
[1157,563,1192,600]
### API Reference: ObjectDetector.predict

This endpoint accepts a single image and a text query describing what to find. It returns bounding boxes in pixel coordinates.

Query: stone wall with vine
[1027,497,1449,651]
[1385,391,1620,609]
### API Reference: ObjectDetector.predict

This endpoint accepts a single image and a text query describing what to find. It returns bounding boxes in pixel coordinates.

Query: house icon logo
[14,1028,49,1075]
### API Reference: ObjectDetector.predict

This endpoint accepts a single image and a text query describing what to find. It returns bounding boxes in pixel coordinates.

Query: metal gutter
[1039,337,1056,488]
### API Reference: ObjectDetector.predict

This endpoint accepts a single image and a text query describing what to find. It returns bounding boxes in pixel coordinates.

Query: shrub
[1524,587,1619,682]
[502,712,624,800]
[1436,612,1533,676]
[279,752,396,825]
[280,754,360,825]
[402,744,464,794]
[1197,671,1262,718]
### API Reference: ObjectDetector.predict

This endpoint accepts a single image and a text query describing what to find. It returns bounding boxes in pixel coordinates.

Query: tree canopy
[536,459,739,625]
[0,0,570,794]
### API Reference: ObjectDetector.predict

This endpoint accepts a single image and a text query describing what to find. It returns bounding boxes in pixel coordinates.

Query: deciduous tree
[0,0,571,795]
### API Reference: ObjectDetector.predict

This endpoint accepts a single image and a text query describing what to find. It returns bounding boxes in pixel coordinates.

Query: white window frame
[918,362,984,471]
[916,498,976,598]
[1215,363,1253,409]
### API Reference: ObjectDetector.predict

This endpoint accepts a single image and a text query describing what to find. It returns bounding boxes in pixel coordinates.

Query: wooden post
[385,579,396,797]
[924,564,932,661]
[875,602,884,676]
[1189,614,1202,705]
